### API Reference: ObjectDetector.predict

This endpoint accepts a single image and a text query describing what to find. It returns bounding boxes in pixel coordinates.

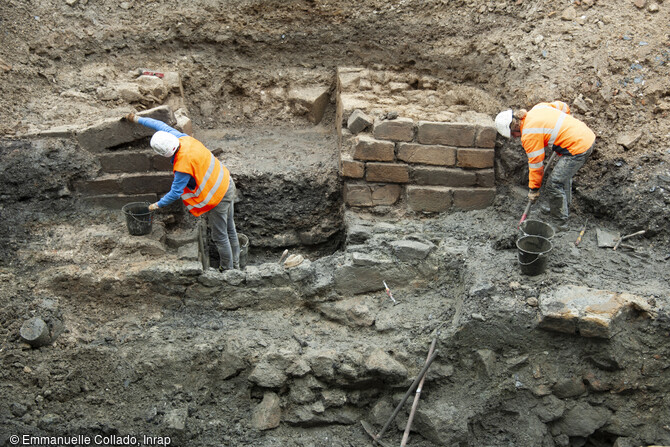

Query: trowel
[596,228,620,248]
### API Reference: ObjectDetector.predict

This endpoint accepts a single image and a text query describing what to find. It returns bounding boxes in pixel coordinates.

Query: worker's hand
[148,203,159,212]
[528,189,540,203]
[124,112,138,123]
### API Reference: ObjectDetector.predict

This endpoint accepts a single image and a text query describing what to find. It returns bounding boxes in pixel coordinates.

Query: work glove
[148,203,159,211]
[528,189,540,203]
[124,112,138,123]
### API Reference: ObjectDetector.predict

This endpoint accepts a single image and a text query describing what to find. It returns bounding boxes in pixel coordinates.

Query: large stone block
[82,193,158,209]
[152,154,174,171]
[120,172,174,195]
[412,166,476,187]
[353,135,395,162]
[344,183,402,207]
[289,85,330,124]
[452,187,496,210]
[457,148,495,168]
[417,121,477,147]
[344,184,372,207]
[341,157,365,178]
[98,152,152,174]
[77,105,174,153]
[406,186,452,213]
[373,117,415,142]
[476,169,495,187]
[537,285,652,338]
[75,177,119,195]
[370,184,402,205]
[397,143,456,166]
[475,125,497,148]
[365,163,409,183]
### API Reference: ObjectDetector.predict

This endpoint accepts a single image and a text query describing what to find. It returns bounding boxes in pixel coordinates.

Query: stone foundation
[337,67,497,213]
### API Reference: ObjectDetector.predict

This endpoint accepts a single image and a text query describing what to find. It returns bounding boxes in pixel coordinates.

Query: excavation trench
[1,70,670,447]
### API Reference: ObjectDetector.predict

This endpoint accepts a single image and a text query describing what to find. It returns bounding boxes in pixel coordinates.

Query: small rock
[634,0,646,8]
[552,377,587,398]
[248,360,288,388]
[526,297,539,307]
[20,317,51,348]
[389,240,434,261]
[165,407,188,431]
[347,109,373,134]
[10,402,28,417]
[251,392,281,430]
[617,131,642,150]
[561,6,577,20]
[648,3,659,12]
[365,349,408,380]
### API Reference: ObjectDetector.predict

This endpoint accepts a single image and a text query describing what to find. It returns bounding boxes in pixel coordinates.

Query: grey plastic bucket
[122,202,153,236]
[238,233,249,268]
[517,235,552,276]
[519,219,555,240]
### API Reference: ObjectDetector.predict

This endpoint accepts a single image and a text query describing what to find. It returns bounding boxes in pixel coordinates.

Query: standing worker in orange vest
[495,101,595,231]
[124,113,241,271]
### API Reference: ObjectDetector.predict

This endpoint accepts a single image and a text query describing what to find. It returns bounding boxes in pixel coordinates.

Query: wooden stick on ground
[613,230,646,251]
[362,350,439,445]
[400,335,439,446]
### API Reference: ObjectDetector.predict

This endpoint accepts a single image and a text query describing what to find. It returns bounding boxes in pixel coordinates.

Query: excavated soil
[1,1,670,446]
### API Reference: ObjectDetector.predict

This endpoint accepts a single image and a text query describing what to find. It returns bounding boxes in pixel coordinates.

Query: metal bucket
[517,235,552,276]
[519,219,555,240]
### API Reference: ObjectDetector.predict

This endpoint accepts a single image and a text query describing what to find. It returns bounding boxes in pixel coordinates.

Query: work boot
[218,265,226,273]
[551,219,569,233]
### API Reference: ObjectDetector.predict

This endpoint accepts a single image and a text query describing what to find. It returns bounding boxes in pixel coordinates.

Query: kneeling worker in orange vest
[495,101,595,231]
[124,113,240,271]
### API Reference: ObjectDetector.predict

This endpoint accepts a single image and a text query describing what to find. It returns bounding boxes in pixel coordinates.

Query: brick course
[457,148,495,169]
[417,121,476,147]
[366,163,409,183]
[373,118,415,142]
[353,135,395,161]
[342,159,365,178]
[452,188,496,210]
[397,143,456,166]
[412,166,476,187]
[407,186,452,213]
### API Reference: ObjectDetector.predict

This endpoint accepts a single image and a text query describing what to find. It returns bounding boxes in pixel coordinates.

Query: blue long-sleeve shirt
[137,117,195,208]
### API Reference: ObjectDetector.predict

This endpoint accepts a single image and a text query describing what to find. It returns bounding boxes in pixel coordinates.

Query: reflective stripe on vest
[523,104,567,155]
[173,136,229,217]
[183,154,225,212]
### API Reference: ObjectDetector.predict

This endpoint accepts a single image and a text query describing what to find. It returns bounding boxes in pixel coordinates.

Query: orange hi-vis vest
[173,136,230,217]
[520,101,596,189]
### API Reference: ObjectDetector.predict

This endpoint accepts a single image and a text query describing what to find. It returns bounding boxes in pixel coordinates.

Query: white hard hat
[495,109,513,138]
[150,131,180,157]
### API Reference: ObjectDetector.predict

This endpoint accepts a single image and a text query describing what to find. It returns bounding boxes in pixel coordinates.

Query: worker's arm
[521,134,546,189]
[136,116,188,139]
[124,113,188,138]
[153,171,191,209]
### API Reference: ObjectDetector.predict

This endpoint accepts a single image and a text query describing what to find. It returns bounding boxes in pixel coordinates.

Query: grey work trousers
[208,179,240,270]
[545,142,595,223]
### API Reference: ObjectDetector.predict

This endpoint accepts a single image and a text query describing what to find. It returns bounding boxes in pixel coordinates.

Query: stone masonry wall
[336,67,498,214]
[342,118,496,212]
